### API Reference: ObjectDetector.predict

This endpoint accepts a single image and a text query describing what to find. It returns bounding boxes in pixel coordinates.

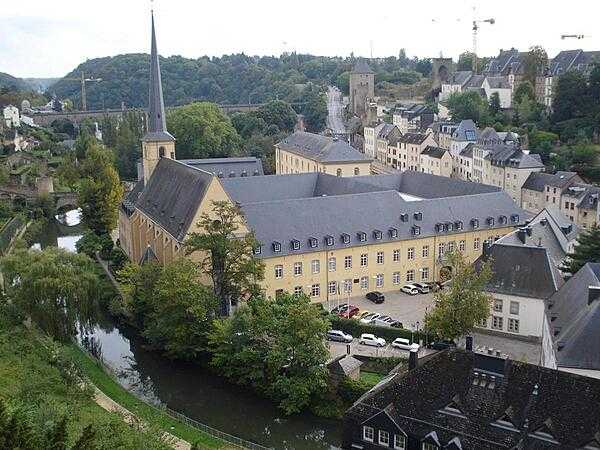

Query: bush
[337,376,371,404]
[75,231,103,257]
[108,246,128,271]
[329,315,429,344]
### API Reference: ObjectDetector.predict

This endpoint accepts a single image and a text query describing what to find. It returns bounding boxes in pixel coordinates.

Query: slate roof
[376,123,399,140]
[121,179,145,216]
[397,132,431,145]
[179,157,264,177]
[421,146,448,159]
[548,49,600,76]
[448,71,474,86]
[136,158,212,241]
[328,355,363,376]
[565,183,600,210]
[345,348,600,449]
[486,76,511,89]
[452,120,478,142]
[485,48,527,75]
[277,131,371,163]
[522,171,579,192]
[352,59,374,74]
[459,143,475,158]
[551,263,600,371]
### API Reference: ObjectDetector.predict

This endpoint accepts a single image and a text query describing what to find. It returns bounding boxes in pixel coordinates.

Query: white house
[3,105,20,128]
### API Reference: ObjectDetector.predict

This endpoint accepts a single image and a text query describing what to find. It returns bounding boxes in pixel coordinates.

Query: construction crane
[561,34,586,40]
[472,7,495,72]
[61,72,102,111]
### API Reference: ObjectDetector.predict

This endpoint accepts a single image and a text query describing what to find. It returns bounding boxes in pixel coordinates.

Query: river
[31,210,342,450]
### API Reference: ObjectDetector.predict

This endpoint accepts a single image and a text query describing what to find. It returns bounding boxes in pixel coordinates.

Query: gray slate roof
[551,263,600,371]
[459,143,475,158]
[328,355,363,376]
[421,146,448,159]
[277,131,371,163]
[179,157,264,178]
[397,132,431,145]
[452,120,478,142]
[352,59,374,74]
[522,171,579,192]
[486,76,511,89]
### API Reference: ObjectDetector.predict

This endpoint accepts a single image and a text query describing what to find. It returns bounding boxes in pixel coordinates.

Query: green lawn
[360,371,384,386]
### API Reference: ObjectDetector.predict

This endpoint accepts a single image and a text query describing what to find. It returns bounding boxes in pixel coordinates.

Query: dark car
[426,340,456,350]
[366,291,385,304]
[330,304,348,315]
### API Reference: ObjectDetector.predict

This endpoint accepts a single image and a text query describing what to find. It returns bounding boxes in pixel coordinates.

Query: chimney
[537,237,543,247]
[465,335,473,352]
[589,286,600,305]
[409,349,418,370]
[517,228,527,244]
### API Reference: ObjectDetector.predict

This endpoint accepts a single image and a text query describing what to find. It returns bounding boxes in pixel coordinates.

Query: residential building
[374,123,401,164]
[438,71,474,101]
[343,340,600,450]
[457,143,474,181]
[435,122,458,150]
[549,262,600,379]
[392,104,435,134]
[484,48,527,93]
[349,60,375,120]
[482,76,512,108]
[438,71,513,108]
[419,146,452,177]
[3,105,20,128]
[448,119,478,177]
[386,133,436,172]
[275,131,372,177]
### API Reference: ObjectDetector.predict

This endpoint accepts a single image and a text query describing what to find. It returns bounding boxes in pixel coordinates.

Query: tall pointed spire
[144,10,174,141]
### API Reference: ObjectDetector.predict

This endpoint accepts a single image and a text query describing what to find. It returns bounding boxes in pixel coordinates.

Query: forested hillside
[0,72,29,91]
[49,52,431,110]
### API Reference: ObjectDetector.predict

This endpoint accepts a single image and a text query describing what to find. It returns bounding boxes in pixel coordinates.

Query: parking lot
[328,339,436,360]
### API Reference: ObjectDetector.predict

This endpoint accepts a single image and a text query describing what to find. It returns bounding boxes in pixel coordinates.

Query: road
[326,86,346,134]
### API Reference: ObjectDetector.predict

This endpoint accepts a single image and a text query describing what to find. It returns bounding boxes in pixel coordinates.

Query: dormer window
[228,171,236,177]
[357,232,367,242]
[435,223,442,233]
[511,214,519,223]
[389,228,398,238]
[325,235,334,246]
[446,222,454,232]
[253,245,262,255]
[414,212,423,221]
[341,233,350,244]
[498,215,507,225]
[272,241,281,253]
[487,217,495,226]
[290,239,300,250]
[455,221,463,230]
[400,213,409,222]
[471,218,479,229]
[241,170,248,177]
[412,225,421,236]
[217,172,224,178]
[373,230,382,240]
[308,237,318,248]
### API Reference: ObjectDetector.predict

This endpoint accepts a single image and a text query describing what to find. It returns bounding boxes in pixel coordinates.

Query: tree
[71,425,96,450]
[457,52,476,72]
[299,87,327,132]
[513,80,536,105]
[0,247,101,341]
[166,102,241,160]
[424,250,492,340]
[523,45,548,87]
[256,100,297,133]
[185,201,265,316]
[142,259,218,360]
[447,91,490,124]
[335,72,350,95]
[515,95,535,125]
[112,112,144,180]
[77,143,124,235]
[208,293,329,414]
[489,92,501,116]
[231,112,267,140]
[118,261,162,329]
[563,225,600,274]
[552,71,590,123]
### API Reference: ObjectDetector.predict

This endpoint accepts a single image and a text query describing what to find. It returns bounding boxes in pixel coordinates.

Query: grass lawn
[360,371,384,386]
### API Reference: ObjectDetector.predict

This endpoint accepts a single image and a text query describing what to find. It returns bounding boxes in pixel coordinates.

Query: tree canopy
[563,225,600,274]
[447,91,491,125]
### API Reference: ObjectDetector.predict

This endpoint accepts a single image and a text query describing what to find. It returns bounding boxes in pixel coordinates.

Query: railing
[0,216,26,256]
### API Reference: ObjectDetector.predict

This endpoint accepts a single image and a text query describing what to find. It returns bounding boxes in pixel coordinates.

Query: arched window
[336,168,342,177]
[159,146,165,158]
[354,167,360,175]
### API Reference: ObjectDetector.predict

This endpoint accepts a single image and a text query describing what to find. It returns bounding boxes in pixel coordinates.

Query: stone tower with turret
[349,59,374,120]
[142,11,175,185]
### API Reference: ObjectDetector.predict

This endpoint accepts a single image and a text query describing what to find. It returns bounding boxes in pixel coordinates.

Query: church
[119,13,526,303]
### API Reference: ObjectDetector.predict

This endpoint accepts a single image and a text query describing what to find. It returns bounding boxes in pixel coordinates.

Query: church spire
[144,10,174,141]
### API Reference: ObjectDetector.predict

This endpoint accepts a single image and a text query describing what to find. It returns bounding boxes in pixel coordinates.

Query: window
[480,317,487,327]
[438,242,445,258]
[344,256,352,269]
[377,251,384,264]
[273,242,282,252]
[459,240,465,252]
[274,265,283,279]
[341,233,350,244]
[158,146,165,158]
[379,430,390,446]
[389,228,398,238]
[474,238,480,250]
[343,279,353,293]
[357,232,367,242]
[308,237,318,248]
[311,260,320,274]
[510,301,519,315]
[373,230,382,240]
[422,245,429,258]
[328,257,336,272]
[407,247,415,260]
[508,318,520,333]
[492,315,504,330]
[493,299,503,313]
[376,274,384,288]
[406,270,415,282]
[393,249,400,262]
[310,284,320,297]
[423,443,438,450]
[253,245,262,255]
[293,262,303,276]
[360,253,368,267]
[291,239,300,250]
[325,236,334,246]
[336,168,342,177]
[293,286,303,295]
[354,167,360,175]
[393,272,401,284]
[363,426,374,442]
[412,226,421,236]
[394,434,406,450]
[447,241,455,252]
[360,276,369,289]
[421,267,429,281]
[328,281,337,295]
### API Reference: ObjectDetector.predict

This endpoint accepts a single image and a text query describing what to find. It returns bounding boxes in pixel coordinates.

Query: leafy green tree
[185,200,265,316]
[208,293,329,414]
[489,92,501,116]
[3,408,37,450]
[0,247,101,341]
[142,259,218,360]
[56,153,80,190]
[514,80,536,105]
[563,225,600,274]
[231,112,267,140]
[77,143,124,235]
[166,102,241,159]
[457,52,476,71]
[299,87,327,132]
[118,261,162,329]
[523,45,548,87]
[0,165,10,185]
[256,100,297,133]
[424,250,492,340]
[74,128,96,160]
[515,95,535,125]
[0,397,8,449]
[415,58,432,77]
[552,71,590,123]
[447,91,490,124]
[335,72,350,95]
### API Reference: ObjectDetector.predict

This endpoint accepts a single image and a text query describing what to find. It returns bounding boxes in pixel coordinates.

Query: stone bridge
[0,186,78,209]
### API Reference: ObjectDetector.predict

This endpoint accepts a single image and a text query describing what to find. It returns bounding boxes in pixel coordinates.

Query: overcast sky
[2,0,599,78]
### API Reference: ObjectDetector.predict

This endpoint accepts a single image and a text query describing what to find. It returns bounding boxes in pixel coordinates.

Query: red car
[338,305,360,319]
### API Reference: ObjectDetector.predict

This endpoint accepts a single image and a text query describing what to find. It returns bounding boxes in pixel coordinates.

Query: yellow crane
[61,72,102,111]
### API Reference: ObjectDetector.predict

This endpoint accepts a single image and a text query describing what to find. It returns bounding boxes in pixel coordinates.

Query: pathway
[326,86,346,134]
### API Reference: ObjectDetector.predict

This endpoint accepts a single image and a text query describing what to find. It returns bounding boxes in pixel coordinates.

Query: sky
[2,0,600,78]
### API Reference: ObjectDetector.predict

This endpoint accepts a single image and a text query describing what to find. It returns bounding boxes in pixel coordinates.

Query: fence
[0,216,26,255]
[78,343,272,450]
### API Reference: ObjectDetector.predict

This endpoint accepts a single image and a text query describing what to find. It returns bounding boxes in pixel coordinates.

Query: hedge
[329,315,430,344]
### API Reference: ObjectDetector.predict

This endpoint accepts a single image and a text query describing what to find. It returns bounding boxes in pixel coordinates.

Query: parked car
[357,310,372,320]
[391,338,420,351]
[412,282,430,294]
[360,313,381,324]
[372,317,397,328]
[338,305,360,318]
[365,291,385,304]
[359,333,386,347]
[400,284,419,295]
[390,321,404,329]
[426,340,456,350]
[330,304,348,315]
[326,330,353,343]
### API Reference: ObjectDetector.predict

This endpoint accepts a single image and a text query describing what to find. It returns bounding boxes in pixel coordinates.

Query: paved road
[326,86,346,134]
[328,339,436,360]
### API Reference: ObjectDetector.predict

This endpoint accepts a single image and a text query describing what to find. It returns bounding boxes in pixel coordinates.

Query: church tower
[142,11,175,184]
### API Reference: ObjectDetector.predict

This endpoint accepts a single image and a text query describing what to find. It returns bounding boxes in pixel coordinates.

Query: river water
[32,210,342,450]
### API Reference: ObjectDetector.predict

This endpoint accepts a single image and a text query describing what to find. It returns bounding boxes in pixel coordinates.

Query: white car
[360,313,381,324]
[359,333,386,347]
[391,338,420,351]
[401,284,419,295]
[326,330,353,343]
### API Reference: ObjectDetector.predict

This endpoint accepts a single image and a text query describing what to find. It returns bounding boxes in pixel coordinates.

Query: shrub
[337,376,371,404]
